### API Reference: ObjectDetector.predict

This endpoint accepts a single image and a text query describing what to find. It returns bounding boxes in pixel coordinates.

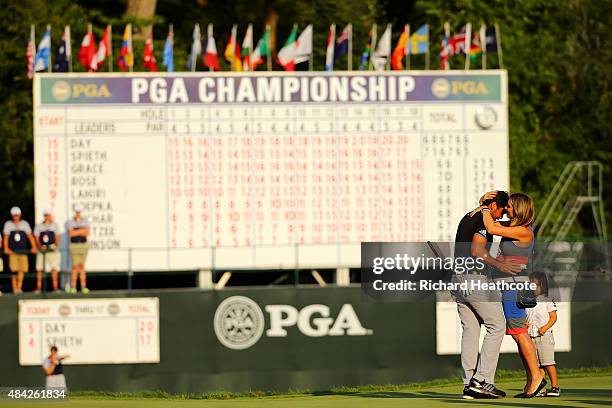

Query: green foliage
[0,0,609,236]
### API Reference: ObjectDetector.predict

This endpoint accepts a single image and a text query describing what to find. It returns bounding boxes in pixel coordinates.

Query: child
[527,272,560,397]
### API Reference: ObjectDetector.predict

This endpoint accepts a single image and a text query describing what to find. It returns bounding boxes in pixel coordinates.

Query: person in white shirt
[66,205,90,294]
[34,209,61,293]
[527,272,560,397]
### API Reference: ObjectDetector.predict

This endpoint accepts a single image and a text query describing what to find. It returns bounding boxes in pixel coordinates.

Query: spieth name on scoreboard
[131,76,418,104]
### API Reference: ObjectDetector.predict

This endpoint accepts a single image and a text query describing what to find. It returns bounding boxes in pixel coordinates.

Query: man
[67,205,90,294]
[42,345,69,390]
[3,207,37,294]
[34,209,61,293]
[454,191,520,399]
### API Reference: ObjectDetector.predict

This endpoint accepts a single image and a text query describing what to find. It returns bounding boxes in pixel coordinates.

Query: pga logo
[214,296,372,350]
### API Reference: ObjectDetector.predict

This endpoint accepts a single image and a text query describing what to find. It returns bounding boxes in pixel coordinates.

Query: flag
[53,25,71,72]
[143,32,157,71]
[469,28,483,62]
[484,26,498,52]
[162,25,174,72]
[277,24,298,70]
[334,24,350,62]
[359,25,376,70]
[187,23,201,71]
[390,25,408,70]
[408,24,428,54]
[325,24,336,71]
[371,24,391,71]
[204,24,220,71]
[27,25,36,78]
[294,24,313,64]
[449,25,468,55]
[440,23,451,69]
[241,24,253,70]
[78,27,95,70]
[250,26,270,70]
[91,25,111,71]
[118,24,134,72]
[224,25,242,71]
[34,26,51,72]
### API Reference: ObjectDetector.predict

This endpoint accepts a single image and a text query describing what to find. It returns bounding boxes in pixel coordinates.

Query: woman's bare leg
[512,333,543,394]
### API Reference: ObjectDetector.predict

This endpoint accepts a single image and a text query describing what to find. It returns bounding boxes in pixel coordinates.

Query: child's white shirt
[526,295,558,337]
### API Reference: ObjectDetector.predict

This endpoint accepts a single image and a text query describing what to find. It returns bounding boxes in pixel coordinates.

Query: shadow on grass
[567,401,612,406]
[563,388,612,397]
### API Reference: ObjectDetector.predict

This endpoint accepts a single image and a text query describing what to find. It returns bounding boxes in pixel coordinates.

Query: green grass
[4,368,611,407]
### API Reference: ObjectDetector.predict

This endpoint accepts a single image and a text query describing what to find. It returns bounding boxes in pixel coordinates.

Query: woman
[479,192,547,398]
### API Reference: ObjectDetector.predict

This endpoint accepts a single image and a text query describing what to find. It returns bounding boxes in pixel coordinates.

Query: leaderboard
[33,72,508,271]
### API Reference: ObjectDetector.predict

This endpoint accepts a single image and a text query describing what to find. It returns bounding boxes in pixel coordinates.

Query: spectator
[34,209,61,293]
[67,205,90,294]
[42,345,69,390]
[3,206,37,294]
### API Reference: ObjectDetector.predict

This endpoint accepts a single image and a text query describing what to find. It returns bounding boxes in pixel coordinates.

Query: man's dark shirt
[454,212,493,261]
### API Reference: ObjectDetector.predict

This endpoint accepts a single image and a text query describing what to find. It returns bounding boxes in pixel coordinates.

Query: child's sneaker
[536,388,548,397]
[81,287,90,294]
[546,387,560,397]
[69,288,77,294]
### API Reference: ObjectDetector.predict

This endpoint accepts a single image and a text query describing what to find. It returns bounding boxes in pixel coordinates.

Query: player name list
[34,73,508,270]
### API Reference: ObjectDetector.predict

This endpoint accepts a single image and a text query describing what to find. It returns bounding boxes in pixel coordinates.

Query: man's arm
[470,234,522,274]
[28,234,38,253]
[42,360,56,375]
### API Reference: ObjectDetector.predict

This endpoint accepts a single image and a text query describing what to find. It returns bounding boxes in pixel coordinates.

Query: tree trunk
[264,0,279,58]
[126,0,157,39]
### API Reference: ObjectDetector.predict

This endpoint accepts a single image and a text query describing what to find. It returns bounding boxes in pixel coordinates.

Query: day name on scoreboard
[34,71,508,271]
[19,298,160,365]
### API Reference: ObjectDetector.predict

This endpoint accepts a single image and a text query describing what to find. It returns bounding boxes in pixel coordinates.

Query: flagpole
[425,25,429,70]
[495,23,503,69]
[328,24,335,71]
[231,24,236,72]
[348,24,352,71]
[191,24,198,72]
[369,24,377,71]
[386,24,392,71]
[46,24,52,73]
[309,24,314,71]
[464,23,471,70]
[245,23,253,72]
[405,24,410,71]
[207,24,213,72]
[66,25,72,72]
[29,24,36,79]
[108,25,113,72]
[129,24,134,72]
[444,22,450,70]
[266,25,272,71]
[481,23,486,70]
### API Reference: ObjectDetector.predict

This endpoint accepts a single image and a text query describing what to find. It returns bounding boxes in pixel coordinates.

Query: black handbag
[513,275,537,309]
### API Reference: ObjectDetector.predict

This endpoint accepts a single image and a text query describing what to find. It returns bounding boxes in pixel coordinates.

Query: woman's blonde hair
[509,193,535,227]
